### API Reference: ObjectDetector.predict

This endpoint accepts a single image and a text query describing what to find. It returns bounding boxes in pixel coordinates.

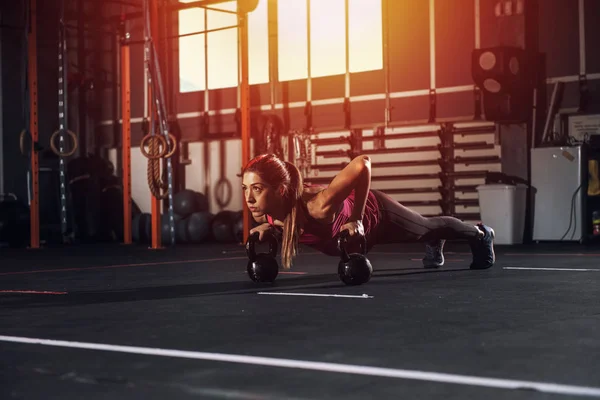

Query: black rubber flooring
[1,241,599,399]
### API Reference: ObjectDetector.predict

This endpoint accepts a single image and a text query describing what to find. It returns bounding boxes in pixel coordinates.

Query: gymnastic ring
[50,129,79,157]
[19,129,28,155]
[161,133,178,159]
[214,178,233,208]
[140,134,167,159]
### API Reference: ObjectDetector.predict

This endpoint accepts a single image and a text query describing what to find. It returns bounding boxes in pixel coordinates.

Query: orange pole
[28,0,40,249]
[149,0,161,249]
[120,24,132,245]
[239,12,251,244]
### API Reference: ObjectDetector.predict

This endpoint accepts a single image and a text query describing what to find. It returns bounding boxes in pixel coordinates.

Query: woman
[242,153,495,271]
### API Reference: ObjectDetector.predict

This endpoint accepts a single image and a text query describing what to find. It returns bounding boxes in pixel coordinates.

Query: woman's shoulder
[301,184,339,223]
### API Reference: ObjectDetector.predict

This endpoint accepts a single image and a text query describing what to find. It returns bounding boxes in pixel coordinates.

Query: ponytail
[281,161,303,269]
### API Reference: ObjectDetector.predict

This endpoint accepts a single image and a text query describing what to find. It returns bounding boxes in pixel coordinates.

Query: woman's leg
[372,190,495,269]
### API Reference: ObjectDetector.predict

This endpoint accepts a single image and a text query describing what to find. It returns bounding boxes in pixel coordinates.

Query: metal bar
[313,159,439,172]
[429,0,436,89]
[452,125,495,135]
[316,145,440,158]
[28,0,40,249]
[380,187,439,195]
[311,130,439,146]
[77,0,87,157]
[121,33,132,245]
[169,0,235,12]
[382,0,391,127]
[578,0,586,75]
[123,24,239,44]
[306,0,312,123]
[454,155,500,165]
[118,0,234,21]
[239,11,251,244]
[306,173,440,184]
[454,199,479,207]
[454,142,495,150]
[202,7,210,211]
[147,0,162,249]
[104,0,143,8]
[203,5,237,14]
[399,200,442,207]
[57,3,70,241]
[453,185,478,193]
[344,0,350,101]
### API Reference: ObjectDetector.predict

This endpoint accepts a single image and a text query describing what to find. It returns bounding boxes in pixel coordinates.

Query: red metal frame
[239,11,251,244]
[120,22,132,245]
[29,0,40,249]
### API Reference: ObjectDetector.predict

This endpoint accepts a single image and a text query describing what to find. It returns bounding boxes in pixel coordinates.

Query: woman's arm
[310,155,371,221]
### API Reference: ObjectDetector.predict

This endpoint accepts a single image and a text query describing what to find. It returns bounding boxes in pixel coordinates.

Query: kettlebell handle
[246,230,279,262]
[337,229,367,262]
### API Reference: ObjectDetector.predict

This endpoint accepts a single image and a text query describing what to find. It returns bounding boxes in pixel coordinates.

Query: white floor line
[1,335,600,398]
[504,267,600,272]
[257,292,373,299]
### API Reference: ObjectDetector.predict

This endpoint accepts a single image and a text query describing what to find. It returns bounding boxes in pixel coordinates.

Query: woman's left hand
[340,220,365,237]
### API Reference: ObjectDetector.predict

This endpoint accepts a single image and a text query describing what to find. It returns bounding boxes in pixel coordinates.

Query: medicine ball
[212,210,238,243]
[161,213,182,245]
[187,211,213,243]
[173,189,209,218]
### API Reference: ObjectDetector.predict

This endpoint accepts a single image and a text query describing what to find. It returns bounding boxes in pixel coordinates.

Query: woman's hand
[340,220,364,237]
[249,222,274,241]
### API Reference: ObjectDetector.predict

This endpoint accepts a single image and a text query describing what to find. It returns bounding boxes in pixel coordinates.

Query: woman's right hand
[249,222,273,242]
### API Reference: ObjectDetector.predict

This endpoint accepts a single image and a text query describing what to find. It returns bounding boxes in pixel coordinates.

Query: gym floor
[0,241,599,399]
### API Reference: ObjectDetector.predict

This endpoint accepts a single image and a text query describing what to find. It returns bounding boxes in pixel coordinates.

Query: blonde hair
[242,154,304,269]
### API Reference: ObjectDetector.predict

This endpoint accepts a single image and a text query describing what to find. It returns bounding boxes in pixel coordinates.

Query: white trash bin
[476,184,527,245]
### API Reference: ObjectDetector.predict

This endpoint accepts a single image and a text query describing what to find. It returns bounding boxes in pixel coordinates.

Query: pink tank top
[266,189,381,256]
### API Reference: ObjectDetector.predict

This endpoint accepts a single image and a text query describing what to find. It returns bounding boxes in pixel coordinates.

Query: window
[349,0,383,73]
[178,0,269,93]
[278,0,383,81]
[178,3,205,92]
[277,0,308,81]
[310,0,346,78]
[206,2,238,89]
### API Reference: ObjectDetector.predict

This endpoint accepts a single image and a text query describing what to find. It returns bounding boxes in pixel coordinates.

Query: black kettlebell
[337,230,373,286]
[246,230,280,283]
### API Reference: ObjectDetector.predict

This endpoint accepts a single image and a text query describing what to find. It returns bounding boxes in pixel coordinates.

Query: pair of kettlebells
[337,230,373,286]
[246,230,280,283]
[245,228,373,286]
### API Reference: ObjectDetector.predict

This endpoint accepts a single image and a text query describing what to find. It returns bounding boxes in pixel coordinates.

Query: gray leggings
[371,190,480,243]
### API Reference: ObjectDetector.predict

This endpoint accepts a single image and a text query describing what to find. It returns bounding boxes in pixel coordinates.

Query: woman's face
[242,171,281,220]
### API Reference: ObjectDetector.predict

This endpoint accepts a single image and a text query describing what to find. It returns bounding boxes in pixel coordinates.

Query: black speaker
[472,46,535,123]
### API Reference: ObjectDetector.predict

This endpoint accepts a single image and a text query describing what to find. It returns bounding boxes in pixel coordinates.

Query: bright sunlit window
[278,0,383,81]
[179,0,383,91]
[278,0,309,81]
[349,0,383,73]
[178,0,269,93]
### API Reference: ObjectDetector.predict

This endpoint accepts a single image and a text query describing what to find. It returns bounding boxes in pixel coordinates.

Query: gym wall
[91,0,600,217]
[5,0,598,218]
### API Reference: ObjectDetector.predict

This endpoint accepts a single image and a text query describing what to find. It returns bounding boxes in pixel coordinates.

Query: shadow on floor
[1,267,473,309]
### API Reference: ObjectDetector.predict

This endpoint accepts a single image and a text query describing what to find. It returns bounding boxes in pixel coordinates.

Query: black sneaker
[422,239,445,268]
[469,224,495,269]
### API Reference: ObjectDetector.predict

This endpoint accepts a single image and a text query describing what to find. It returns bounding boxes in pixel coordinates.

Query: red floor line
[504,253,600,257]
[0,256,247,277]
[0,290,67,295]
